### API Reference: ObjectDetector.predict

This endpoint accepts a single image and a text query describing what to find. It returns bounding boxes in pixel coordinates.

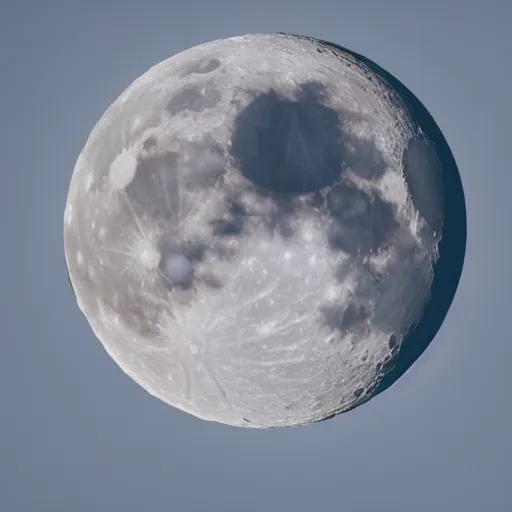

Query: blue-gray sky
[1,1,510,510]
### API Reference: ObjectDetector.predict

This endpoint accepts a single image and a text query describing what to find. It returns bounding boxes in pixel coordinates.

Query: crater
[403,137,444,231]
[353,388,364,398]
[230,81,344,193]
[184,58,221,75]
[109,149,138,190]
[142,136,157,150]
[161,253,194,286]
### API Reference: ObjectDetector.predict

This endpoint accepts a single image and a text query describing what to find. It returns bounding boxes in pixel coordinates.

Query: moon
[64,33,466,428]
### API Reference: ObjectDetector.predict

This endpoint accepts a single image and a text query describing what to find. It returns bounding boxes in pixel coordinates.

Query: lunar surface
[64,33,466,428]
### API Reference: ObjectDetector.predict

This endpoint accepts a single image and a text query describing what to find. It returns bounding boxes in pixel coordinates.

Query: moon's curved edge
[63,33,467,428]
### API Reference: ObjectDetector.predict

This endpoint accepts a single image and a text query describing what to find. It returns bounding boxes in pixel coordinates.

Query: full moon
[64,33,466,428]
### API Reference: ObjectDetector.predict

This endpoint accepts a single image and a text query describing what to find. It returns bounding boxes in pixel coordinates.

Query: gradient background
[1,1,510,510]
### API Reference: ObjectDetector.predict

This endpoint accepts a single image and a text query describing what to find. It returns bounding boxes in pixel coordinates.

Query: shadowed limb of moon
[293,35,466,417]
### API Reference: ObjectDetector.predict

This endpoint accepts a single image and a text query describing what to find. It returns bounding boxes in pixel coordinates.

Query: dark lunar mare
[230,81,344,193]
[280,34,467,417]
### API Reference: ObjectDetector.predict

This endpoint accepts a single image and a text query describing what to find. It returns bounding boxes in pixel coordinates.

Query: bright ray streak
[122,190,148,242]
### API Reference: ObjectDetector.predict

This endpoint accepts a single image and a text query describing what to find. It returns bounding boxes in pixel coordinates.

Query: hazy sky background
[1,1,511,510]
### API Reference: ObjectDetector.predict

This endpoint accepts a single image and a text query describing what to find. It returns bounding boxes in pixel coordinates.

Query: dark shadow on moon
[231,80,389,195]
[228,79,399,255]
[319,301,370,332]
[166,85,222,116]
[231,81,344,194]
[210,198,247,237]
[129,74,401,282]
[284,34,467,416]
[142,136,157,150]
[325,182,398,255]
[210,193,301,242]
[210,179,399,258]
[343,136,388,180]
